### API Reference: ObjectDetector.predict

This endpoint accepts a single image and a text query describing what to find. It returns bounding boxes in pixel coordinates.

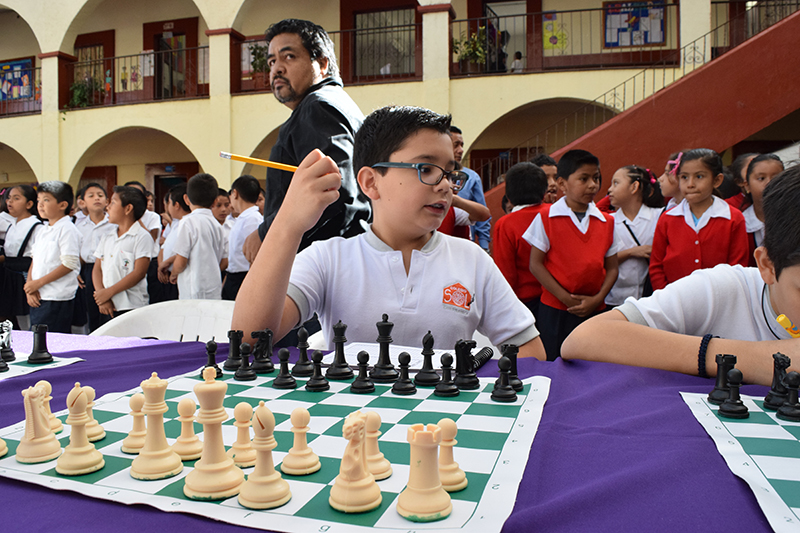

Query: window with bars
[74,44,104,84]
[354,8,416,78]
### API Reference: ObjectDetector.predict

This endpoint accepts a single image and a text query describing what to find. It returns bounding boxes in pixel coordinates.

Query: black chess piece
[473,347,493,371]
[370,314,399,383]
[326,321,354,380]
[708,353,737,405]
[350,351,375,394]
[777,371,800,422]
[434,353,459,397]
[498,344,523,392]
[1,320,15,362]
[392,352,417,395]
[414,331,440,387]
[454,339,480,390]
[0,357,7,372]
[718,368,749,419]
[764,352,791,411]
[201,339,223,379]
[272,348,297,389]
[305,350,330,392]
[28,324,53,364]
[251,329,275,374]
[291,326,314,377]
[234,342,257,381]
[491,356,518,403]
[223,329,244,371]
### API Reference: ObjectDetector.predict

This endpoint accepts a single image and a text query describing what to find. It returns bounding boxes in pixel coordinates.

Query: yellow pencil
[219,151,298,173]
[777,314,800,338]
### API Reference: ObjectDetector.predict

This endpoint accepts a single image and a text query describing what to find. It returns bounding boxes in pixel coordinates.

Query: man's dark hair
[230,175,261,204]
[354,106,452,173]
[530,154,557,168]
[37,181,73,215]
[449,126,462,135]
[186,173,219,208]
[112,186,146,220]
[762,165,800,279]
[123,181,148,195]
[265,19,339,79]
[557,149,600,180]
[504,162,547,206]
[168,184,190,212]
[82,182,107,197]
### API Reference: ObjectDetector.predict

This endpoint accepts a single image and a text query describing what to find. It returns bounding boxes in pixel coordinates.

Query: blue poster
[0,58,33,101]
[603,1,666,48]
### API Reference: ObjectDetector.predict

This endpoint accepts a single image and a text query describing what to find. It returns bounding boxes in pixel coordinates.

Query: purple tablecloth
[0,333,772,532]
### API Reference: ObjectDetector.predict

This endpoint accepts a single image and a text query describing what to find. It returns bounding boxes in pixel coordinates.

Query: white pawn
[36,380,63,434]
[172,398,203,461]
[83,386,106,442]
[227,402,256,468]
[0,437,7,458]
[57,383,104,475]
[280,407,320,475]
[238,401,292,509]
[16,382,61,464]
[438,418,467,492]
[121,393,146,454]
[365,411,392,480]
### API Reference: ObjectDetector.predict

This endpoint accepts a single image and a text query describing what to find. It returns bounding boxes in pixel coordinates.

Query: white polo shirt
[522,197,619,256]
[30,216,80,301]
[227,206,261,273]
[75,213,115,264]
[0,211,14,243]
[159,218,182,272]
[172,208,225,300]
[139,209,162,258]
[94,222,151,311]
[606,205,661,306]
[3,215,42,258]
[743,205,765,248]
[287,227,539,350]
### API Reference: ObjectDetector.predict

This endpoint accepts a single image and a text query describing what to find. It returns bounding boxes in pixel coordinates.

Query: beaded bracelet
[698,333,717,378]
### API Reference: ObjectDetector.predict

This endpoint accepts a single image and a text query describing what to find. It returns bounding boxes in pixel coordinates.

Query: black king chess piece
[223,329,244,371]
[251,328,275,374]
[454,339,480,390]
[234,342,257,381]
[28,324,54,364]
[707,353,737,405]
[370,314,399,383]
[201,339,223,379]
[414,331,440,387]
[291,327,314,377]
[764,352,791,411]
[326,321,354,380]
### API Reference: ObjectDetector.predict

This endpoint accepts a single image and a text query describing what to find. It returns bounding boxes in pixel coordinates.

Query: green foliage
[249,43,269,74]
[69,77,104,108]
[453,27,488,64]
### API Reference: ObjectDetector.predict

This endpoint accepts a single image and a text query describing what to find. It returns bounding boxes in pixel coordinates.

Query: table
[0,331,773,532]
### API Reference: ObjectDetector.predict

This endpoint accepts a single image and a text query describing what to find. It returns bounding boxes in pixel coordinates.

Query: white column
[418,1,453,114]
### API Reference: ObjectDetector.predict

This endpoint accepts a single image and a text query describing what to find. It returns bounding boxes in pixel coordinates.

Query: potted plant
[453,26,487,74]
[249,43,269,89]
[68,76,105,108]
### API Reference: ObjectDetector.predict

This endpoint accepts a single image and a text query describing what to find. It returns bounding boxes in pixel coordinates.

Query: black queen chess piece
[291,327,314,377]
[764,352,791,411]
[370,314,399,383]
[201,339,223,379]
[223,329,244,371]
[28,324,53,364]
[414,331,440,387]
[326,321,354,380]
[251,328,275,374]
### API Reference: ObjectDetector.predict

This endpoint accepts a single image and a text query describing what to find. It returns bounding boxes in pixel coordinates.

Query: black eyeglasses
[371,162,468,192]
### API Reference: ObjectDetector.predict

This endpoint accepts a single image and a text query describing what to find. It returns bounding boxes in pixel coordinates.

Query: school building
[1,0,798,218]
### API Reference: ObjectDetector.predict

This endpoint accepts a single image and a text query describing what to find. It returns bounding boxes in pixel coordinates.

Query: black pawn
[454,339,480,390]
[291,327,314,377]
[350,351,375,394]
[764,352,791,410]
[434,354,459,397]
[491,356,518,403]
[305,350,330,392]
[392,352,417,395]
[251,329,275,374]
[498,344,523,392]
[28,324,53,364]
[223,329,244,371]
[777,371,800,422]
[370,314,399,383]
[718,368,749,419]
[326,321,354,380]
[234,342,257,381]
[201,339,223,379]
[272,348,297,389]
[708,354,737,405]
[414,331,440,387]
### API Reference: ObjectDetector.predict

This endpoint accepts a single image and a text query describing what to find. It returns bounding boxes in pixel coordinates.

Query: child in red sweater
[493,162,548,321]
[523,150,619,360]
[649,148,748,290]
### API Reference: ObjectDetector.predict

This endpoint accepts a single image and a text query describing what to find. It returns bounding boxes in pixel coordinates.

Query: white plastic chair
[90,300,235,342]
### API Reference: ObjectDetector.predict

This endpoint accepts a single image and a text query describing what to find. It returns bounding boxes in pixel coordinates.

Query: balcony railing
[0,67,41,117]
[328,23,421,85]
[236,38,271,94]
[64,47,209,109]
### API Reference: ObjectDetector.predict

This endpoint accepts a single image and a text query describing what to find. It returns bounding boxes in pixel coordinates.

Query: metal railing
[470,1,800,189]
[65,46,209,109]
[328,22,421,84]
[0,66,41,117]
[237,38,271,94]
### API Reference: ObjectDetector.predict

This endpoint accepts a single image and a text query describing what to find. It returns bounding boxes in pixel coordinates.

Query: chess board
[682,392,800,533]
[0,355,83,383]
[0,366,550,533]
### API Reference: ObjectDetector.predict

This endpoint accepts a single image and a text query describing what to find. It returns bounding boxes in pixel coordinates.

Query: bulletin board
[603,1,666,48]
[0,58,33,101]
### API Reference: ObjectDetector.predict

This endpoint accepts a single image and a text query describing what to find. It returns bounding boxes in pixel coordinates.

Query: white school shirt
[139,209,162,258]
[75,213,115,264]
[616,264,792,342]
[94,222,152,311]
[605,205,661,306]
[665,196,732,232]
[0,211,14,242]
[522,197,619,256]
[171,208,225,300]
[742,205,765,248]
[160,219,182,272]
[227,206,261,273]
[3,216,42,258]
[30,216,81,301]
[287,226,539,350]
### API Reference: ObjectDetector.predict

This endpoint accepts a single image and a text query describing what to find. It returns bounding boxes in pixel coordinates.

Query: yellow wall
[234,0,340,36]
[0,10,40,63]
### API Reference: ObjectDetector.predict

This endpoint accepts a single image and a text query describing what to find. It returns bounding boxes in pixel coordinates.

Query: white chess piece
[83,386,106,442]
[56,383,104,475]
[226,402,256,467]
[238,401,292,509]
[130,373,183,480]
[329,410,382,513]
[365,411,392,480]
[0,436,7,458]
[280,407,320,475]
[396,423,452,522]
[16,382,61,464]
[35,380,62,434]
[121,393,146,454]
[172,398,203,461]
[437,418,467,492]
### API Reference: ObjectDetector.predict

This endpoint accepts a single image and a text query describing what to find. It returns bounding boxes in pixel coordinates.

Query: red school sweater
[492,205,544,303]
[539,205,615,311]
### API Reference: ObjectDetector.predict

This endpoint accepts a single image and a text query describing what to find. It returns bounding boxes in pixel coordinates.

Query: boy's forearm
[92,261,105,290]
[171,255,188,275]
[592,255,619,302]
[529,252,571,305]
[35,264,74,286]
[451,195,490,222]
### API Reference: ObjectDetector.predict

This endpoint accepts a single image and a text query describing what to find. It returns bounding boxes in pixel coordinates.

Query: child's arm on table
[568,254,619,317]
[232,150,341,345]
[451,195,490,223]
[529,246,580,308]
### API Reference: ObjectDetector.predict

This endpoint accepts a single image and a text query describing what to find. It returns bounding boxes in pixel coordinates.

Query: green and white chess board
[682,391,800,533]
[0,367,550,533]
[0,355,83,383]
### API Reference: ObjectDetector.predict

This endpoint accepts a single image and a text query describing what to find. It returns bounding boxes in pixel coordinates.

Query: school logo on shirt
[442,282,472,314]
